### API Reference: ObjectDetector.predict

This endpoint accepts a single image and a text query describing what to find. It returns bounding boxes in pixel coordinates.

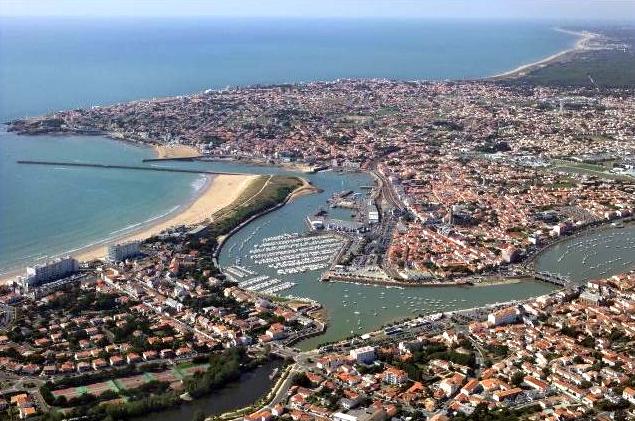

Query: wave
[108,204,182,236]
[191,174,209,191]
[62,238,112,256]
[147,205,181,223]
[47,205,184,259]
[108,221,144,236]
[4,169,200,271]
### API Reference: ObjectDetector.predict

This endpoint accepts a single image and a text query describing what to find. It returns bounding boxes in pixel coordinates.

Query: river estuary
[0,17,621,420]
[145,158,635,421]
[5,141,634,420]
[159,159,562,348]
[139,158,635,349]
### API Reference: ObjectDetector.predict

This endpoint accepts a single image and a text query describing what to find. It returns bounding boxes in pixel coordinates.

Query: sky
[0,0,633,20]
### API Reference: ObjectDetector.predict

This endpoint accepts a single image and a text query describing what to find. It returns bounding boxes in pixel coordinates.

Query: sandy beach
[491,28,600,79]
[153,144,201,159]
[73,173,258,262]
[0,173,257,284]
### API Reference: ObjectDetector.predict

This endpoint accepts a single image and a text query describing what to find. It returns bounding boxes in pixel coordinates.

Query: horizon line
[0,15,633,22]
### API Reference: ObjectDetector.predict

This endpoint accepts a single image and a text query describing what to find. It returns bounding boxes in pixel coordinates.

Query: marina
[535,223,635,282]
[2,14,633,421]
[13,150,628,349]
[248,233,343,275]
[222,232,344,296]
[8,149,629,349]
[223,270,298,296]
[207,160,557,349]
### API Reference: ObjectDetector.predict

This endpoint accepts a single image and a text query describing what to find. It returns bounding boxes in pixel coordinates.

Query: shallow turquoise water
[0,131,201,272]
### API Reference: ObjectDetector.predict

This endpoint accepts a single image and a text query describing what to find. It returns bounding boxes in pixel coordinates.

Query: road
[454,324,486,377]
[265,365,298,408]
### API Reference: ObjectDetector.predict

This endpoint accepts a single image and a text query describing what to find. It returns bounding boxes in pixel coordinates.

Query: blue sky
[1,0,633,20]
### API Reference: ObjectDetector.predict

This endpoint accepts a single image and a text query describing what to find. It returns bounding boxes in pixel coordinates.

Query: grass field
[550,159,633,181]
[209,175,303,237]
[517,49,635,88]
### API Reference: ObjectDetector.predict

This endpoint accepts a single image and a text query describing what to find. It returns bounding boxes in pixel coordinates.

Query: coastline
[489,28,599,79]
[213,176,316,262]
[0,26,611,287]
[525,217,635,268]
[73,173,258,262]
[0,166,258,284]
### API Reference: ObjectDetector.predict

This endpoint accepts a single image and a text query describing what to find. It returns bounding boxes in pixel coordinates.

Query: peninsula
[2,23,635,421]
[8,74,635,284]
[490,28,602,79]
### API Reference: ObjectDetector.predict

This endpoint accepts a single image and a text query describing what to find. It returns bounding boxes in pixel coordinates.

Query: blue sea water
[0,18,578,272]
[0,18,577,121]
[0,130,202,271]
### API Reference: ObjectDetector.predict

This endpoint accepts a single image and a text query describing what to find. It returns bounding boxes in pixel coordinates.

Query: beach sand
[153,144,200,159]
[491,29,600,79]
[0,140,258,284]
[0,173,258,284]
[73,173,258,262]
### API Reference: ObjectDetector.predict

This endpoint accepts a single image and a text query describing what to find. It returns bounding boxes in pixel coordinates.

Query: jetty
[223,266,297,296]
[16,160,247,176]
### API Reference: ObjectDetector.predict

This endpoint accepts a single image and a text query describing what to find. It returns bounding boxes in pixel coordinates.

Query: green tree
[511,371,525,386]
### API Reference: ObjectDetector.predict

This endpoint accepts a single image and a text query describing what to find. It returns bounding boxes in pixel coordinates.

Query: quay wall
[142,156,204,162]
[522,216,635,268]
[321,271,472,288]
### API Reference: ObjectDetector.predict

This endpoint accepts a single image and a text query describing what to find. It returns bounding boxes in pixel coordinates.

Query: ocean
[0,131,201,271]
[0,18,578,272]
[0,18,577,121]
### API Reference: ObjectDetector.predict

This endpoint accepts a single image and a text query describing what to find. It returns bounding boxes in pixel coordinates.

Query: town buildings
[18,256,79,290]
[269,270,635,420]
[107,240,141,262]
[10,80,635,279]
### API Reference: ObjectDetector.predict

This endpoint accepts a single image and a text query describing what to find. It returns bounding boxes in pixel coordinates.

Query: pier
[223,266,297,296]
[16,160,247,176]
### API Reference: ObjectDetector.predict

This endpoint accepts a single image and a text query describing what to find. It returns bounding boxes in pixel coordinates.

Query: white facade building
[21,256,79,289]
[107,241,141,262]
[350,345,376,364]
[367,202,380,224]
[487,306,521,326]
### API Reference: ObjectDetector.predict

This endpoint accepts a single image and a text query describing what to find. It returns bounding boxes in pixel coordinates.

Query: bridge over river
[528,270,574,287]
